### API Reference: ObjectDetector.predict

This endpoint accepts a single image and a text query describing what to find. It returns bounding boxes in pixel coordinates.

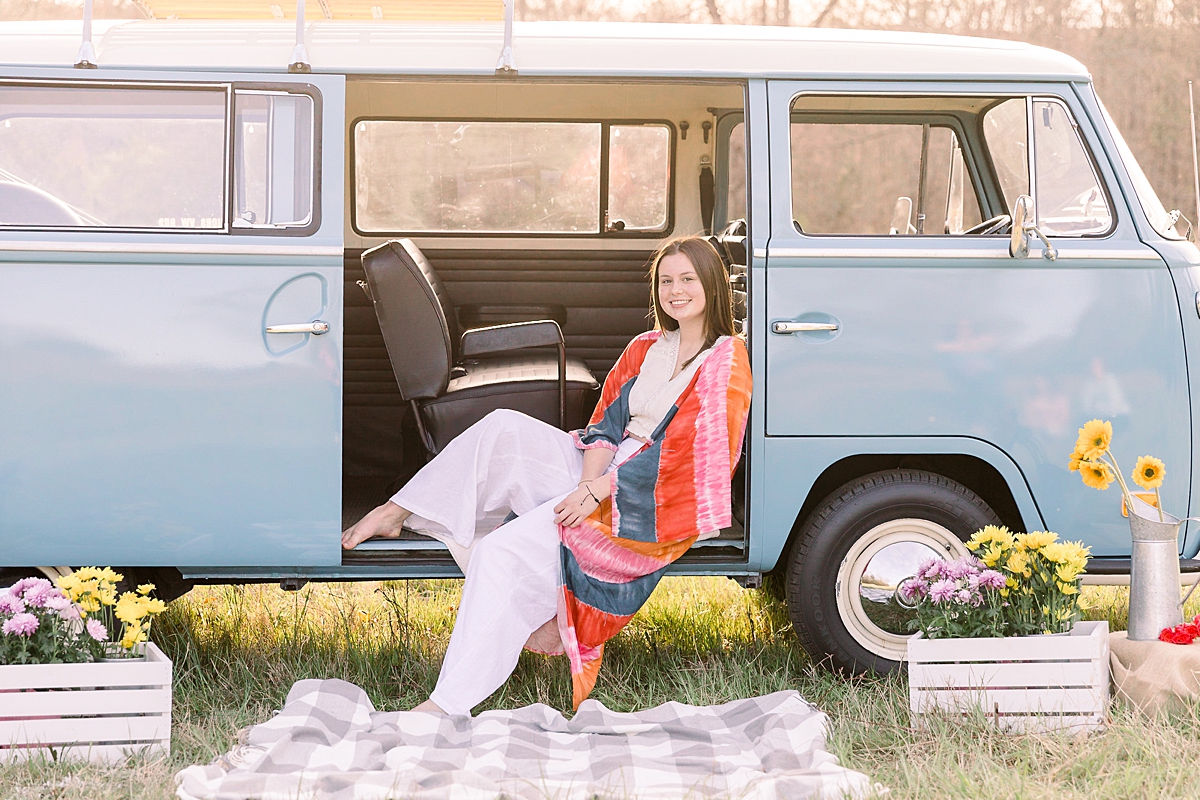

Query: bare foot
[523,618,564,655]
[411,699,445,714]
[342,501,411,550]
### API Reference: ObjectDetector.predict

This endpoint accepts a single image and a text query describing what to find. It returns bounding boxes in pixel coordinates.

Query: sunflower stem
[1103,452,1134,508]
[1155,487,1164,522]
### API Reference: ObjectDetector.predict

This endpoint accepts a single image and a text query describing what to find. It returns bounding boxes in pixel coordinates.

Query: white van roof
[0,20,1090,82]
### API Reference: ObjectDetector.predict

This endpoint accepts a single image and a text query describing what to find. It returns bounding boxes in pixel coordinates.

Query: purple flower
[3,612,39,637]
[929,579,957,604]
[969,590,984,607]
[8,578,38,597]
[899,579,927,602]
[956,589,973,604]
[44,592,71,612]
[917,559,944,581]
[86,619,108,642]
[20,579,53,608]
[0,591,26,616]
[945,558,980,580]
[979,569,1007,590]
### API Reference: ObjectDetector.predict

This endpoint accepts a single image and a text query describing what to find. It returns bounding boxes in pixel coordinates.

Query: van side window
[352,119,672,236]
[233,91,315,230]
[0,85,225,230]
[789,117,982,235]
[725,121,746,223]
[982,97,1113,236]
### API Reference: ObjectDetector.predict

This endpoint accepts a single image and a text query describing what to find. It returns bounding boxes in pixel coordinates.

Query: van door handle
[266,320,329,335]
[772,321,839,334]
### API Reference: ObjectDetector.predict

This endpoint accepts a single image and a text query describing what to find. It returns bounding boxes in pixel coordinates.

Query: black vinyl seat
[360,239,600,455]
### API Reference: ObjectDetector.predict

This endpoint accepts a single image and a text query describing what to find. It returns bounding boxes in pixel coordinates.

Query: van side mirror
[1009,194,1058,261]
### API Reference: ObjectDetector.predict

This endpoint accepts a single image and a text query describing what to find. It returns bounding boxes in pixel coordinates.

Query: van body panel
[764,80,1190,558]
[0,69,346,568]
[753,435,1045,571]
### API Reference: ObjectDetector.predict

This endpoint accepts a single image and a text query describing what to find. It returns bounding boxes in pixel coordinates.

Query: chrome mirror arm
[1028,224,1058,261]
[1008,194,1057,261]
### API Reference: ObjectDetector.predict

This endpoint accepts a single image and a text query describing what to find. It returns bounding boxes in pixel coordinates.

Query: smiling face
[656,252,707,329]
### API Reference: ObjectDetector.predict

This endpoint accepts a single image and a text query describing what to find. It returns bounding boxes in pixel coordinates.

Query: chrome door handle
[266,320,329,335]
[772,321,839,334]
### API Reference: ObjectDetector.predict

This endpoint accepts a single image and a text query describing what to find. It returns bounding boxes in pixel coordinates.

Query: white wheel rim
[835,518,969,662]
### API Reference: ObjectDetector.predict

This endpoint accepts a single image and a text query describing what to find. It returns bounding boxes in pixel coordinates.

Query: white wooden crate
[0,642,171,763]
[908,620,1110,733]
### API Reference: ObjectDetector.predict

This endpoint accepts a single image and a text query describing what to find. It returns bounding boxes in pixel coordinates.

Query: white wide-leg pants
[391,409,639,716]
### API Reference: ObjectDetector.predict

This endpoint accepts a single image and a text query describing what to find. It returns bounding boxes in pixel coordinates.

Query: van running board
[1085,557,1200,575]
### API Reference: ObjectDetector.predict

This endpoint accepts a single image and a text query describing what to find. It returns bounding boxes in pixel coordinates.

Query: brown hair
[649,236,734,367]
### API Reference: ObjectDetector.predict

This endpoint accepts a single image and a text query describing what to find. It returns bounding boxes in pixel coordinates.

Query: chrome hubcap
[835,518,969,661]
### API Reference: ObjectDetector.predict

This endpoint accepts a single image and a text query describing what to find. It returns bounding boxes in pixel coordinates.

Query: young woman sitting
[341,236,753,715]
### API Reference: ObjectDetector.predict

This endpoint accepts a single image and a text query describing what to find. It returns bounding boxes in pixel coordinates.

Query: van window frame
[349,115,676,239]
[783,90,1120,241]
[0,78,233,234]
[229,81,324,238]
[713,109,744,231]
[0,78,323,237]
[785,107,986,238]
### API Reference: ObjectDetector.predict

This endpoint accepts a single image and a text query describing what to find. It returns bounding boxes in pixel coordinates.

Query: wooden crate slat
[0,714,169,747]
[0,740,168,765]
[0,688,171,718]
[908,625,1106,663]
[0,651,170,691]
[910,659,1106,690]
[914,686,1105,715]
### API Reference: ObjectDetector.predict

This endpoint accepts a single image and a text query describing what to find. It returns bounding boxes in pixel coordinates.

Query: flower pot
[907,620,1109,733]
[1127,494,1186,640]
[0,642,171,763]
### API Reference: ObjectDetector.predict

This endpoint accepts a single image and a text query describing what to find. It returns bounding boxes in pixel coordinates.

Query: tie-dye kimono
[559,331,753,709]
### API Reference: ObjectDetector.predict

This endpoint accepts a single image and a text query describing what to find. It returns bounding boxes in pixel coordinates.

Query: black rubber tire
[785,469,1001,675]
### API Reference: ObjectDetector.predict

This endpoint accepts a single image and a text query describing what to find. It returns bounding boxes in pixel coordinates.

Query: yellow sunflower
[1080,461,1114,491]
[1074,419,1112,461]
[1131,455,1165,490]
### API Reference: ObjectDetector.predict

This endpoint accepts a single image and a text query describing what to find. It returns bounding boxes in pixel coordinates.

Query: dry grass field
[2,579,1200,799]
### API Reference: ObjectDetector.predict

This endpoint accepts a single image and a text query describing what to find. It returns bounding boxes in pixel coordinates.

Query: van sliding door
[0,69,345,569]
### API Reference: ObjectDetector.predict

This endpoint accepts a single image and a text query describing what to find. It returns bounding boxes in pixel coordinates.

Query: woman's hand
[554,479,605,528]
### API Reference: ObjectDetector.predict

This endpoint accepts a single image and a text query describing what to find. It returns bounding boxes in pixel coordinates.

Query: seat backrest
[361,239,456,400]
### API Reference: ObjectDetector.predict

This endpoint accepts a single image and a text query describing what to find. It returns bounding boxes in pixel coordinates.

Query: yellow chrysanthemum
[981,544,1005,568]
[1006,550,1031,577]
[1041,542,1069,563]
[1075,419,1112,461]
[1080,461,1114,491]
[137,583,156,596]
[1055,563,1081,583]
[115,594,144,624]
[967,525,1014,551]
[1132,455,1165,491]
[1016,531,1057,551]
[1058,583,1079,596]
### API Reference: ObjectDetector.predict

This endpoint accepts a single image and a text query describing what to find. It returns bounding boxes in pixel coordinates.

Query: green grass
[3,579,1200,799]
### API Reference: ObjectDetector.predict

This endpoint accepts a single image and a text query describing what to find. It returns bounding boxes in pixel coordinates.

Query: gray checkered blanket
[175,679,880,800]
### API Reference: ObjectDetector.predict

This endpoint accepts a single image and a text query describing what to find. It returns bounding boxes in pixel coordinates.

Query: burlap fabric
[1110,631,1200,714]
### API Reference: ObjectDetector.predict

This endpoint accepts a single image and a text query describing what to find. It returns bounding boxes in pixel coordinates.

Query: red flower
[1160,622,1200,644]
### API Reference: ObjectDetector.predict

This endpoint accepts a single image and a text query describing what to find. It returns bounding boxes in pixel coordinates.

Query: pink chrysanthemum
[945,558,979,580]
[916,559,944,581]
[956,589,973,604]
[2,612,39,637]
[0,591,26,616]
[978,570,1007,590]
[86,618,108,642]
[898,579,927,602]
[20,579,53,608]
[44,592,71,612]
[929,579,957,604]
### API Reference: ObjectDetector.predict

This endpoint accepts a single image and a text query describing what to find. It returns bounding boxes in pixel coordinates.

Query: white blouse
[625,330,727,442]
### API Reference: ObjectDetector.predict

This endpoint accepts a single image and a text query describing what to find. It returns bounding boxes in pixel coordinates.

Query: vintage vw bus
[2,4,1198,674]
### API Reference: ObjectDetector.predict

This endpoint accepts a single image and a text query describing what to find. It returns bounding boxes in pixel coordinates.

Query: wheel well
[776,454,1026,571]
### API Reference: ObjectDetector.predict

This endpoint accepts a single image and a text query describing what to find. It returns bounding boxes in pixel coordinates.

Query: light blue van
[2,10,1197,673]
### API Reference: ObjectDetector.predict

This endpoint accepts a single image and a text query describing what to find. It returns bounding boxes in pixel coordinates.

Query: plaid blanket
[175,680,880,800]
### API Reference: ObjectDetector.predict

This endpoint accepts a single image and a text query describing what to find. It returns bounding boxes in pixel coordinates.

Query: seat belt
[699,159,715,235]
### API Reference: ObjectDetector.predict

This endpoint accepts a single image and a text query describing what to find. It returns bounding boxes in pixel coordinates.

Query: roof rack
[78,0,515,74]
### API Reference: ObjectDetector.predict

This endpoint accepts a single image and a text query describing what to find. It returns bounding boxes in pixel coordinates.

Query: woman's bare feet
[523,617,564,655]
[341,501,411,549]
[411,699,445,713]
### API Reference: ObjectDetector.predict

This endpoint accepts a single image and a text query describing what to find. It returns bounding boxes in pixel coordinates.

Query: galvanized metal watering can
[1126,494,1196,640]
